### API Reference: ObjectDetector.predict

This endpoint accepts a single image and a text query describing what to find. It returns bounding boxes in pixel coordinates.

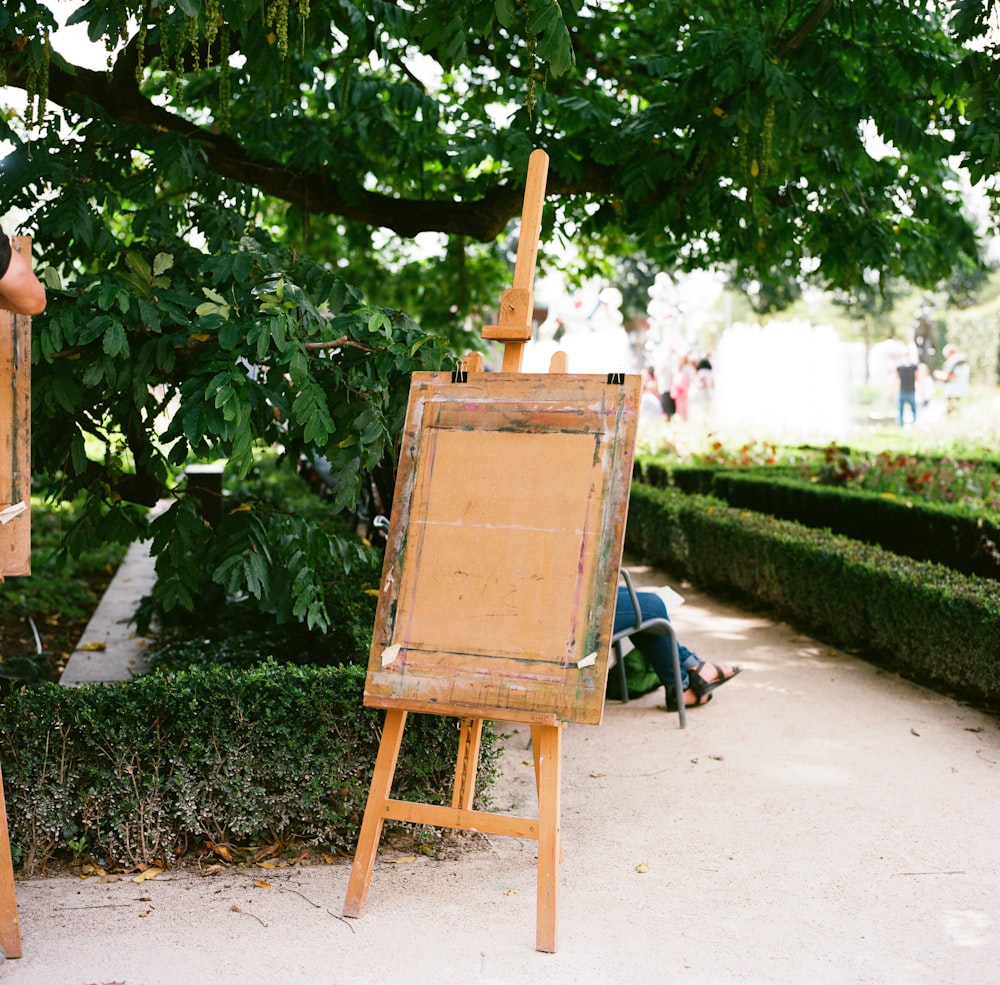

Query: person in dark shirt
[896,355,918,426]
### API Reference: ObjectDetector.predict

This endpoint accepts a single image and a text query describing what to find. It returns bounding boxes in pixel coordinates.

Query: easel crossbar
[382,800,538,840]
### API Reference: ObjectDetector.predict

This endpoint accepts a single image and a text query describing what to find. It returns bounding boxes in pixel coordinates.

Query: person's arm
[0,236,47,315]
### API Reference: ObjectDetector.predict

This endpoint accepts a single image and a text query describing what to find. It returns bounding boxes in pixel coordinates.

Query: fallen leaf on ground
[80,641,107,651]
[206,841,235,861]
[253,842,283,862]
[253,879,270,889]
[132,867,162,883]
[384,855,417,864]
[635,863,649,874]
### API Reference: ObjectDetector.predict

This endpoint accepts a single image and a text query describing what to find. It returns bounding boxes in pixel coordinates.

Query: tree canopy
[1,0,998,628]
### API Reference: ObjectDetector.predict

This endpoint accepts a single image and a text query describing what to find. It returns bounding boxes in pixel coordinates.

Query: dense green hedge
[637,462,1000,580]
[0,662,501,876]
[625,482,1000,704]
[712,473,1000,580]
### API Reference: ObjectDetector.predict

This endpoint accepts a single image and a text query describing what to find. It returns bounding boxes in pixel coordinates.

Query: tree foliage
[1,0,998,626]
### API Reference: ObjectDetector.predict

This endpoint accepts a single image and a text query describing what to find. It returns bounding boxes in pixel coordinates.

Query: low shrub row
[625,482,1000,704]
[712,472,1000,580]
[637,461,1000,580]
[0,661,501,876]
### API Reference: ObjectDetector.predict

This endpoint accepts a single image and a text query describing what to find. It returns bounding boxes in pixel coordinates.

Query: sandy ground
[5,562,1000,985]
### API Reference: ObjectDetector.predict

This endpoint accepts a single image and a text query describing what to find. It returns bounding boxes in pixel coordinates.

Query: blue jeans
[614,586,698,689]
[898,391,917,426]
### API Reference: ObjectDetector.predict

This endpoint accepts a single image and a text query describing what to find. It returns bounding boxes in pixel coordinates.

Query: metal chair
[610,569,687,728]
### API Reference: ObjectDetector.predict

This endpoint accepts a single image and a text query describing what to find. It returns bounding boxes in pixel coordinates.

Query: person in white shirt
[934,343,970,415]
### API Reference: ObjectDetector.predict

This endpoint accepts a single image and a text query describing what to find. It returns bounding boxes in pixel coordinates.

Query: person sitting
[613,585,740,709]
[0,227,47,316]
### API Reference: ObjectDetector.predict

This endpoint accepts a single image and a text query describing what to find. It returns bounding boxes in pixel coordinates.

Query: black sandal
[689,661,741,699]
[666,689,713,711]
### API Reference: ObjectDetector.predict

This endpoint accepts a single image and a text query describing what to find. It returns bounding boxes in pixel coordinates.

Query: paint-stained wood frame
[365,371,640,726]
[0,238,32,578]
[0,235,33,960]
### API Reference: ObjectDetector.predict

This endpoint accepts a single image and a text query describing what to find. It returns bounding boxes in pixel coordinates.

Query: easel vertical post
[482,149,549,373]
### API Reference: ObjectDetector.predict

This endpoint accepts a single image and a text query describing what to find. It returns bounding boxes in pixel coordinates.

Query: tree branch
[4,44,613,243]
[776,0,834,59]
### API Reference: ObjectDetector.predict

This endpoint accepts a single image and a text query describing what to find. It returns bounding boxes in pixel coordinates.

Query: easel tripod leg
[0,765,22,959]
[531,724,562,953]
[452,718,484,811]
[343,709,408,918]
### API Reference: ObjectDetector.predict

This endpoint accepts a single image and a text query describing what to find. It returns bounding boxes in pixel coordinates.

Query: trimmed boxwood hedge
[0,662,501,876]
[625,482,1000,704]
[714,473,999,580]
[637,461,1000,580]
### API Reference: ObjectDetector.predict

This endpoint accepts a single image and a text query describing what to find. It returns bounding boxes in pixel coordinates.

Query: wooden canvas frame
[0,238,33,578]
[0,235,33,960]
[364,371,640,726]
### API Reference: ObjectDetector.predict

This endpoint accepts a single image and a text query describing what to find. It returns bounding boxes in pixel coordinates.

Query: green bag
[605,646,661,700]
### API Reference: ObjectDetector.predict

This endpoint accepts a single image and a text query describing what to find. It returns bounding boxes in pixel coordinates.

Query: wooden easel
[0,235,34,961]
[342,152,639,952]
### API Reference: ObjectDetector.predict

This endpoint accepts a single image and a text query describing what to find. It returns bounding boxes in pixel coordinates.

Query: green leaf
[125,252,152,282]
[494,0,516,27]
[219,321,243,349]
[102,322,129,357]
